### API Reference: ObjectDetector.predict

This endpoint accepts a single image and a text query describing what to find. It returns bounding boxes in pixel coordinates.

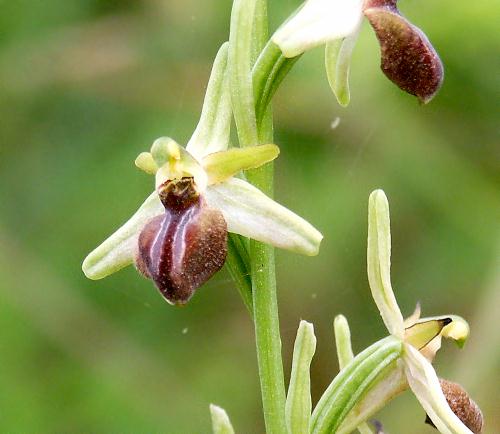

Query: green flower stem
[229,0,287,432]
[311,336,403,434]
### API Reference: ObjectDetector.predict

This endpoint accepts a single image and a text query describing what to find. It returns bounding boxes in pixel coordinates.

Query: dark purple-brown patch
[364,0,444,103]
[425,379,484,434]
[136,178,227,305]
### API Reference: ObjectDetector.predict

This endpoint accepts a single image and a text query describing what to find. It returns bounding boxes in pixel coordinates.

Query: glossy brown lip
[137,178,228,305]
[364,0,444,103]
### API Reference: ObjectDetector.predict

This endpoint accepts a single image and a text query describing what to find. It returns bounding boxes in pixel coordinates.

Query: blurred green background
[0,0,498,432]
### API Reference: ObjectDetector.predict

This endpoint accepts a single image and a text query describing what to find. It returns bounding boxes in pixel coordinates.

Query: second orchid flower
[272,0,444,105]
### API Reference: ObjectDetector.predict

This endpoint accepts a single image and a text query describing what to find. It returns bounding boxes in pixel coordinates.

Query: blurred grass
[0,0,498,432]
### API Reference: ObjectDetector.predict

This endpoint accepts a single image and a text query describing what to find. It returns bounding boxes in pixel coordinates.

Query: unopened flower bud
[425,379,484,434]
[364,0,444,103]
[136,177,227,305]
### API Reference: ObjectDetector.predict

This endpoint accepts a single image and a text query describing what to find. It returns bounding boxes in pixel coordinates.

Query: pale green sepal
[336,360,407,434]
[186,43,232,161]
[334,315,375,434]
[82,192,163,280]
[403,344,474,434]
[203,144,279,185]
[311,336,403,434]
[272,0,363,58]
[404,318,451,350]
[325,24,360,107]
[210,404,236,434]
[135,152,158,174]
[367,189,405,338]
[286,320,317,434]
[205,178,323,255]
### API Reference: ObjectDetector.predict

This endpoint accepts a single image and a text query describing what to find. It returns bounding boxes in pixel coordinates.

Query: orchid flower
[206,191,482,434]
[272,0,444,105]
[309,190,482,434]
[82,42,323,305]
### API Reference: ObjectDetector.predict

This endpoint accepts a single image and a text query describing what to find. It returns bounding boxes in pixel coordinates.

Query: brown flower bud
[425,379,484,434]
[364,0,444,103]
[136,177,227,305]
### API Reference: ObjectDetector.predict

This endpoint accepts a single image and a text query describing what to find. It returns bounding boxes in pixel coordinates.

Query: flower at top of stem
[82,43,323,305]
[272,0,444,105]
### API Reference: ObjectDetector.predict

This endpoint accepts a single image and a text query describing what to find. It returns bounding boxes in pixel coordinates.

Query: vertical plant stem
[229,0,287,432]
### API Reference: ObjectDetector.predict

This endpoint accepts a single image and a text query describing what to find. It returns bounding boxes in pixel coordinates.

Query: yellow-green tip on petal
[441,316,470,349]
[135,152,158,175]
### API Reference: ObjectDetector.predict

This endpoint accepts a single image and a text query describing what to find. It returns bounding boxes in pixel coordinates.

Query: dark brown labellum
[364,0,444,103]
[425,379,484,434]
[136,177,227,305]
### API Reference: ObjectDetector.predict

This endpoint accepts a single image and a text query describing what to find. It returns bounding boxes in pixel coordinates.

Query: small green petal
[325,26,360,107]
[403,302,421,328]
[135,152,158,175]
[367,190,404,338]
[210,404,236,434]
[286,320,317,434]
[202,144,279,185]
[82,192,163,280]
[405,318,452,350]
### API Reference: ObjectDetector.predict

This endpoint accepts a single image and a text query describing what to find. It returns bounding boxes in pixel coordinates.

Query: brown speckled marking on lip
[136,177,227,305]
[364,0,444,103]
[425,379,484,434]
